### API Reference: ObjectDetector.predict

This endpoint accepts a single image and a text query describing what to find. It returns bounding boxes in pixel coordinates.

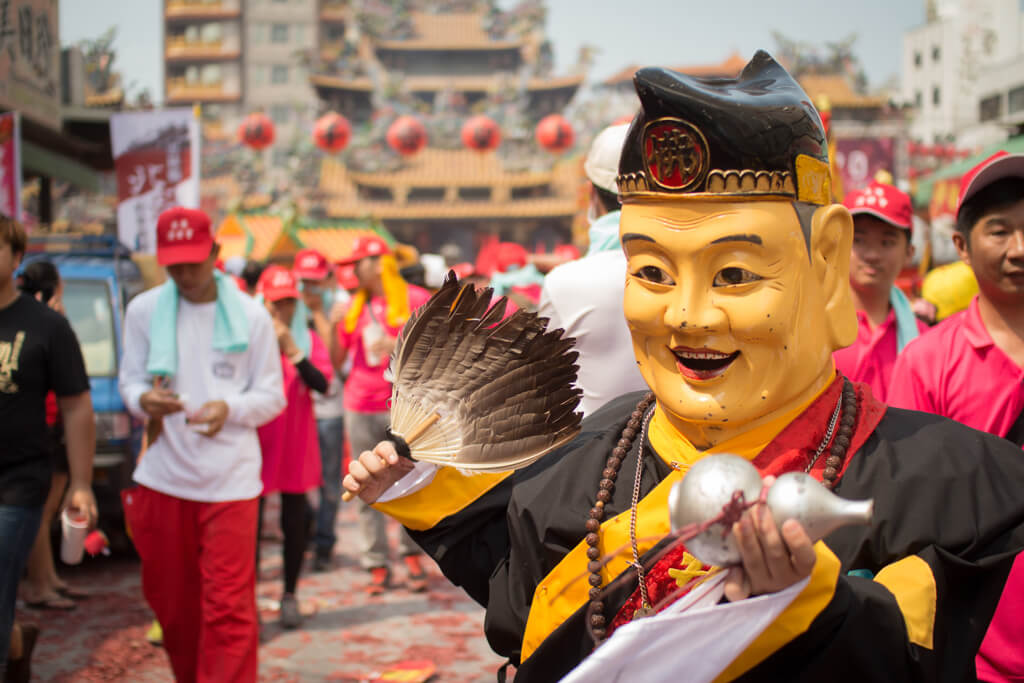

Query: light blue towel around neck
[890,286,920,353]
[147,270,251,377]
[585,210,622,256]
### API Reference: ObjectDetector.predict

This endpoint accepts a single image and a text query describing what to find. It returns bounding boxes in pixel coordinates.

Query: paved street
[19,498,504,682]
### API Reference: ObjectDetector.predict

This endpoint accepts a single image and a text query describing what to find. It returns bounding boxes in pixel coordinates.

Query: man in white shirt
[537,124,649,416]
[119,207,284,683]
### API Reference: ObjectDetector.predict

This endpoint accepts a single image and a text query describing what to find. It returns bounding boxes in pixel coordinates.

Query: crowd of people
[0,50,1022,683]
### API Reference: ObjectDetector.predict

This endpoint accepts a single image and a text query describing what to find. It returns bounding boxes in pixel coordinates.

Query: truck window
[63,279,117,377]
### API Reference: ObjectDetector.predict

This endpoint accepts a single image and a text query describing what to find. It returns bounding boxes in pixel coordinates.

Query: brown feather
[387,270,583,472]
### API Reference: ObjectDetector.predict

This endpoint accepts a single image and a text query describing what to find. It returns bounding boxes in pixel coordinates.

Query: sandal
[23,595,76,611]
[56,586,90,600]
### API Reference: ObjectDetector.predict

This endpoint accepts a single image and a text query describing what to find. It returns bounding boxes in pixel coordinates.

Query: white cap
[583,123,630,194]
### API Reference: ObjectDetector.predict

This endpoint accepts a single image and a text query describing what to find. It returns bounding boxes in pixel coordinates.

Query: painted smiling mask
[617,51,857,448]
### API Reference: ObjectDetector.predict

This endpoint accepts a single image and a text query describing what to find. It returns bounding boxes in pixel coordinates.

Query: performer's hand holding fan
[342,271,583,502]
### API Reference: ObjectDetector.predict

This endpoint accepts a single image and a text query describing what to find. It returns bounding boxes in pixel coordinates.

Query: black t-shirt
[0,293,90,507]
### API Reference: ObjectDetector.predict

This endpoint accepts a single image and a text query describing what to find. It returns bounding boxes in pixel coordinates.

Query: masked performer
[343,52,1024,682]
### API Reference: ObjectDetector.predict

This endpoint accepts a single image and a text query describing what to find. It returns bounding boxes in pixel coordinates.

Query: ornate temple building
[308,0,587,258]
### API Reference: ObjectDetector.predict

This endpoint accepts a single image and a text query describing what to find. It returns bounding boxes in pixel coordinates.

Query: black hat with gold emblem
[617,50,832,205]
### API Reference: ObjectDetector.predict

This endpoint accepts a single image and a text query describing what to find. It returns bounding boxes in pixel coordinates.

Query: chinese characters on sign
[0,0,59,131]
[0,112,22,222]
[111,109,201,253]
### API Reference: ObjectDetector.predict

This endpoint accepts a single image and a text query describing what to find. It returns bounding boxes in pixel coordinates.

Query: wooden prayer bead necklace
[584,379,859,645]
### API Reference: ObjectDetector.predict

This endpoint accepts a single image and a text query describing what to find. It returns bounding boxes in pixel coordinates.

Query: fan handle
[341,412,441,502]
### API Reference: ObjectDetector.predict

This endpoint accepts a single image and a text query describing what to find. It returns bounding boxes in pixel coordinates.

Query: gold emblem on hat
[641,118,710,192]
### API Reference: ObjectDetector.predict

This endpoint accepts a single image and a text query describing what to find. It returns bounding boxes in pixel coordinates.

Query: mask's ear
[809,203,856,351]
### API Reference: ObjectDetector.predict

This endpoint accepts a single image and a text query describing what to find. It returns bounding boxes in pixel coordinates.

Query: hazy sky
[61,0,925,104]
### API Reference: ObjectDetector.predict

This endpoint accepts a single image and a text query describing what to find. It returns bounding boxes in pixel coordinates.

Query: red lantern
[386,115,427,156]
[313,112,352,154]
[535,114,575,153]
[238,112,275,150]
[461,115,501,152]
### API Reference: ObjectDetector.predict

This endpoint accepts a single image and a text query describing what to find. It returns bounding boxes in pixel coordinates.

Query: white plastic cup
[60,509,89,565]
[362,322,385,367]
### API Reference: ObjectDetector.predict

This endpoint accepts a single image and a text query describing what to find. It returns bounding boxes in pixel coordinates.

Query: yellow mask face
[620,199,855,434]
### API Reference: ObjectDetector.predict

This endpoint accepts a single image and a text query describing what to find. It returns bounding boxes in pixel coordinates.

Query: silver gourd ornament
[667,454,763,566]
[668,454,873,566]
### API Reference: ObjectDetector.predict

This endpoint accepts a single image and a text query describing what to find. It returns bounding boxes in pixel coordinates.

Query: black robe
[407,391,1024,682]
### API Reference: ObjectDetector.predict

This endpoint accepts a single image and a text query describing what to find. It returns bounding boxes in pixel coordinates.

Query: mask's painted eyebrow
[709,234,763,246]
[621,232,657,244]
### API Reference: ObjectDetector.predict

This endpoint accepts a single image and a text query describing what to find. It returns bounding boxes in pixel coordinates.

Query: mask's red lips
[671,346,740,381]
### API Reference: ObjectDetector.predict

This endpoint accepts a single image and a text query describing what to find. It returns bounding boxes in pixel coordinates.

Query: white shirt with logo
[120,288,285,502]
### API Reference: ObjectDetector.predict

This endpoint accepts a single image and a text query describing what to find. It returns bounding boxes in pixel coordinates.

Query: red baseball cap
[956,151,1024,219]
[347,235,391,262]
[451,262,476,280]
[156,207,215,266]
[335,262,360,291]
[292,248,330,280]
[495,242,529,273]
[257,265,301,302]
[842,182,913,232]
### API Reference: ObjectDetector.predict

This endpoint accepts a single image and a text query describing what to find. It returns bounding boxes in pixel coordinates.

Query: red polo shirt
[833,309,929,403]
[888,297,1024,438]
[888,296,1024,683]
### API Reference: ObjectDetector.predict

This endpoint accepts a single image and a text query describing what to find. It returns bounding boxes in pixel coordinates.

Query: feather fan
[385,270,582,474]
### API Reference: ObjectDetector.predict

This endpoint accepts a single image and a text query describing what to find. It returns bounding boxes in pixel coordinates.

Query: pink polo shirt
[337,285,431,414]
[833,308,929,403]
[888,297,1024,683]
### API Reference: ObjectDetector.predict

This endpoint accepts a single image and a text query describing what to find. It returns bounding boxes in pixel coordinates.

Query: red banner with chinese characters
[111,109,200,252]
[834,138,895,194]
[0,112,21,221]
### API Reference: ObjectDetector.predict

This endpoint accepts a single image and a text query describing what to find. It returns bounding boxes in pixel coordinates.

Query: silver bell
[668,454,873,567]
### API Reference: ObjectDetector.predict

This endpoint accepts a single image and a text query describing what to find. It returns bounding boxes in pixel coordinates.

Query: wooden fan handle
[342,412,441,503]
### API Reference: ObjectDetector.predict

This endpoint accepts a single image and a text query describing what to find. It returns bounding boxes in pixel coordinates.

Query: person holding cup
[0,217,96,677]
[332,236,431,594]
[119,207,285,682]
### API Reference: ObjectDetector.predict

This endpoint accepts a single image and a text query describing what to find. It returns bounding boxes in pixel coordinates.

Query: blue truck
[21,235,146,547]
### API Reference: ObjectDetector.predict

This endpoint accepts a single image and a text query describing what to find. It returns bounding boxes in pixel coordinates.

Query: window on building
[979,94,1003,122]
[200,64,222,85]
[184,65,200,84]
[914,91,923,108]
[932,86,941,106]
[294,24,306,45]
[932,45,941,62]
[458,187,492,201]
[270,105,291,123]
[914,51,922,67]
[357,185,393,201]
[1009,85,1024,114]
[200,23,222,44]
[271,65,289,84]
[407,187,446,202]
[510,184,552,200]
[271,23,289,43]
[250,24,266,44]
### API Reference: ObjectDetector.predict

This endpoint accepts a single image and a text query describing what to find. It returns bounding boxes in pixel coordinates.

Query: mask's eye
[632,265,675,286]
[713,267,762,287]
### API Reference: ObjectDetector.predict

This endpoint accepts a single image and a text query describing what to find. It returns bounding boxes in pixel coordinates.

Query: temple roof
[602,51,749,86]
[214,212,389,262]
[375,11,524,51]
[309,72,582,96]
[318,151,581,221]
[797,74,885,109]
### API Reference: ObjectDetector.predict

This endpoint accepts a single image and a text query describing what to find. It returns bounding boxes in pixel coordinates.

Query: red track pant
[125,486,259,683]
